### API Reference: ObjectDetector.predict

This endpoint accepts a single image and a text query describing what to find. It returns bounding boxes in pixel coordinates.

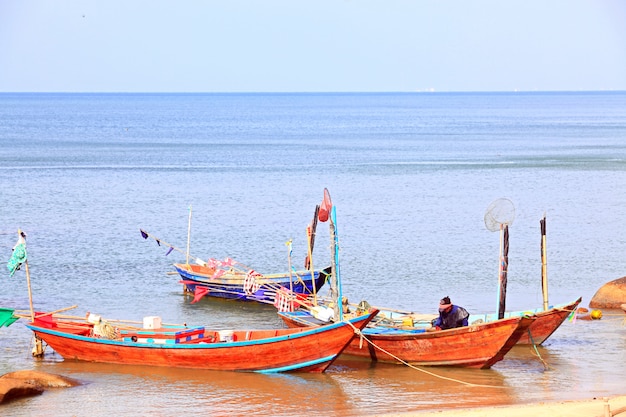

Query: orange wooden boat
[330,296,581,346]
[469,298,581,345]
[26,309,378,373]
[279,311,535,369]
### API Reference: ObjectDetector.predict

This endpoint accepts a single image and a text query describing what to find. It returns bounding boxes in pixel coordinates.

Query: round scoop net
[484,198,516,232]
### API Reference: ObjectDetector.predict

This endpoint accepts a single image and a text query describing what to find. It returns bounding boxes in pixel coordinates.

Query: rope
[343,320,506,389]
[526,329,550,370]
[93,321,118,339]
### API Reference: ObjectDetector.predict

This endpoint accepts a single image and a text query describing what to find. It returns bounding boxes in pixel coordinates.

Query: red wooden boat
[469,298,582,345]
[279,311,535,369]
[25,309,378,373]
[376,298,580,346]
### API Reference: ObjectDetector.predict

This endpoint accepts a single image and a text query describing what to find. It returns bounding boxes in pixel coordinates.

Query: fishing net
[484,198,516,232]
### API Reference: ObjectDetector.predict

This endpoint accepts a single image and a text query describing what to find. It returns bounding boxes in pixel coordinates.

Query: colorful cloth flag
[244,270,261,295]
[274,287,294,312]
[318,188,332,222]
[221,258,235,267]
[211,269,225,279]
[7,243,27,277]
[190,287,209,304]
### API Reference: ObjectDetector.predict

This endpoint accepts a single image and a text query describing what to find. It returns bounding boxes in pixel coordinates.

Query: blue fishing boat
[174,262,331,304]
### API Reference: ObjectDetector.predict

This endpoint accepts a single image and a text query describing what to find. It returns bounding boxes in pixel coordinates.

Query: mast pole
[541,214,549,311]
[186,205,192,266]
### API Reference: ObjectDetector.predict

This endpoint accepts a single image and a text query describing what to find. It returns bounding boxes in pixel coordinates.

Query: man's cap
[439,296,452,310]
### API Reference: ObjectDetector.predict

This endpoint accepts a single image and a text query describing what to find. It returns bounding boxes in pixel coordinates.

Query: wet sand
[379,394,626,417]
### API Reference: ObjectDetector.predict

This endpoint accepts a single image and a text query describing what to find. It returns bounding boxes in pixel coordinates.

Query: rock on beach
[589,276,626,309]
[0,370,80,404]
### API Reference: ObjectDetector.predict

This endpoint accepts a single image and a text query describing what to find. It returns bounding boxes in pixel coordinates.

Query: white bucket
[218,330,234,342]
[87,313,101,324]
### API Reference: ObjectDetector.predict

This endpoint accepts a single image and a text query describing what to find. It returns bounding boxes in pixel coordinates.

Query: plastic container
[143,316,162,329]
[218,330,234,342]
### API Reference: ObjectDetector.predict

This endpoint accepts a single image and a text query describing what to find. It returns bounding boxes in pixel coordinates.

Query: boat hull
[27,310,377,373]
[280,312,534,369]
[470,298,582,345]
[175,264,330,304]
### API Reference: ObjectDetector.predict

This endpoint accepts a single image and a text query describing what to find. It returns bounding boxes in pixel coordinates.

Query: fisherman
[431,296,469,330]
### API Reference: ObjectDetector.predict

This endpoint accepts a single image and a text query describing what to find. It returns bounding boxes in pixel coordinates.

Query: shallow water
[0,92,625,416]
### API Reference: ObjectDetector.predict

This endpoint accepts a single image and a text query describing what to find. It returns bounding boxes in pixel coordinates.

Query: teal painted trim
[255,354,336,373]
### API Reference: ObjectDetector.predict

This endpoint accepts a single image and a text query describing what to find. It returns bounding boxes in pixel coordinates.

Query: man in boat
[431,296,469,330]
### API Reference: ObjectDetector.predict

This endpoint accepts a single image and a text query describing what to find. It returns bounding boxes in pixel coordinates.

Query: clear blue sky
[1,1,625,92]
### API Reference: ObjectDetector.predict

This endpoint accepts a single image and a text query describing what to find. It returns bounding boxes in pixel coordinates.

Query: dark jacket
[433,305,469,330]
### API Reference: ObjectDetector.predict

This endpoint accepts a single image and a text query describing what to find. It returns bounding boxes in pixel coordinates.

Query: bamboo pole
[18,311,188,327]
[14,229,35,323]
[15,305,78,320]
[186,204,192,266]
[24,261,35,323]
[307,205,320,304]
[16,229,44,356]
[286,239,294,294]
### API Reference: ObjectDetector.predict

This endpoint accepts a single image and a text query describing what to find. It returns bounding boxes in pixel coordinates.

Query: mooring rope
[344,320,506,388]
[526,329,550,370]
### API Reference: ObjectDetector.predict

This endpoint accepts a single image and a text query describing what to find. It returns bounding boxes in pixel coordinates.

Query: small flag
[0,309,19,328]
[190,287,209,304]
[156,239,161,246]
[140,229,148,239]
[165,247,174,256]
[7,242,27,277]
[285,239,293,257]
[318,188,332,222]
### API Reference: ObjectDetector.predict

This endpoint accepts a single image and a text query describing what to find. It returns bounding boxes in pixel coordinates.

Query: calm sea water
[0,92,625,416]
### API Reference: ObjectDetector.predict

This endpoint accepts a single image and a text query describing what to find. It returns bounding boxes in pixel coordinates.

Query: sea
[0,92,625,416]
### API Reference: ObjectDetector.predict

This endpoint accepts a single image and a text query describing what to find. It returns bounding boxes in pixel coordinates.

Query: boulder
[589,276,626,309]
[0,379,43,404]
[0,370,80,405]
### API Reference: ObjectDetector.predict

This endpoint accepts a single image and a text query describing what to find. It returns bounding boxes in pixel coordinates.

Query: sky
[1,1,625,93]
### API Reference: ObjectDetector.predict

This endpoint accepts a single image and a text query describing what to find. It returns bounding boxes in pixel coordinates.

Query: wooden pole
[497,225,509,319]
[540,214,549,311]
[13,230,35,323]
[186,205,192,266]
[16,229,44,356]
[307,205,320,304]
[24,261,35,323]
[16,305,78,320]
[307,227,317,305]
[286,239,294,295]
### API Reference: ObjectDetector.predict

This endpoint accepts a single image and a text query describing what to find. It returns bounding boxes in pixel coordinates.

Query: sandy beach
[379,395,626,417]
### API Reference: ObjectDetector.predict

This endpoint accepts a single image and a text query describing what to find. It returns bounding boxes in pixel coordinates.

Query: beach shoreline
[378,394,626,417]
